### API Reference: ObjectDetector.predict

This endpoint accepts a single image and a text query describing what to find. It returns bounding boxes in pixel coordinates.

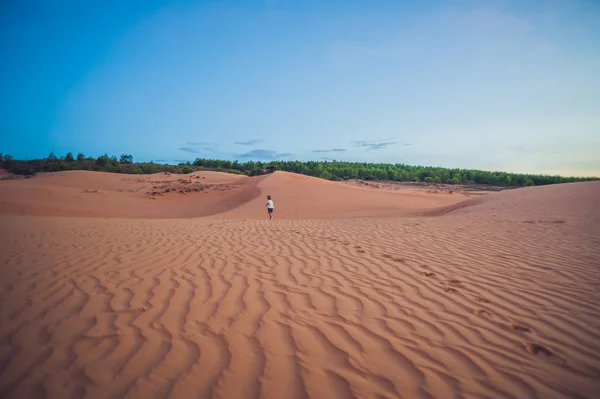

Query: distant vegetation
[1,152,597,188]
[0,152,190,176]
[191,159,597,187]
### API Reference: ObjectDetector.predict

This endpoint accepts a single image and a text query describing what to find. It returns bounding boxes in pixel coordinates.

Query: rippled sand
[1,171,599,398]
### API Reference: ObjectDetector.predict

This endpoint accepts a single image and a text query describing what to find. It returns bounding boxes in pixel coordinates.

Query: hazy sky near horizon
[1,0,599,176]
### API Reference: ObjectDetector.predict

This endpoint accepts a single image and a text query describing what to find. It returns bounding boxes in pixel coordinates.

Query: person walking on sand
[265,195,274,219]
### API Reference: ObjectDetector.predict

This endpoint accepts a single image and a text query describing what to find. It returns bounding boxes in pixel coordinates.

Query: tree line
[0,152,194,175]
[1,152,597,187]
[191,158,596,187]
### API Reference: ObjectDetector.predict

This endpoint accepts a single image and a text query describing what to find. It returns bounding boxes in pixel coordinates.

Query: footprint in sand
[474,295,490,303]
[447,279,462,286]
[383,254,405,263]
[474,309,491,317]
[445,287,459,294]
[525,343,554,357]
[115,307,148,315]
[422,272,435,277]
[510,323,532,333]
[356,249,366,254]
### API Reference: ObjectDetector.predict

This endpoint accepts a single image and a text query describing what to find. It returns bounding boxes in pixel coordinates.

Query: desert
[4,0,600,397]
[1,170,599,399]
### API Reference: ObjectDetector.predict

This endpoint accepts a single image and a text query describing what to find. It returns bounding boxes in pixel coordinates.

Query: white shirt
[267,199,274,209]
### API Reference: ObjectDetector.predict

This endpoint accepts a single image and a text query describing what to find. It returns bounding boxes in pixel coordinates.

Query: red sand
[1,171,599,398]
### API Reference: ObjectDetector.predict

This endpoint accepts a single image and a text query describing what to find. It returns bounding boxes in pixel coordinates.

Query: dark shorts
[268,208,274,213]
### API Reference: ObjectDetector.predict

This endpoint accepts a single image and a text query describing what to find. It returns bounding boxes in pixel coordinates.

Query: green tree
[77,153,85,162]
[182,165,193,174]
[65,152,75,162]
[119,154,133,164]
[523,178,535,187]
[109,156,119,168]
[96,154,110,167]
[321,170,333,180]
[105,163,121,173]
[1,154,14,169]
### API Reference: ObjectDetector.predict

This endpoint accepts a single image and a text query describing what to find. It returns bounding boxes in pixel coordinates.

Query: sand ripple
[1,178,599,398]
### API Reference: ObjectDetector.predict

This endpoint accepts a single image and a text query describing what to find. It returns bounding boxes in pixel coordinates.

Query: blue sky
[1,0,599,176]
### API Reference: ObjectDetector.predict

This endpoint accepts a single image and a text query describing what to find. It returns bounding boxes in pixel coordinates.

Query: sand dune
[0,172,599,398]
[0,170,259,218]
[0,171,467,219]
[219,171,470,219]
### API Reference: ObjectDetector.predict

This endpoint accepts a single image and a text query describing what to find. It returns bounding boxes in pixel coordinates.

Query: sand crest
[0,172,599,398]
